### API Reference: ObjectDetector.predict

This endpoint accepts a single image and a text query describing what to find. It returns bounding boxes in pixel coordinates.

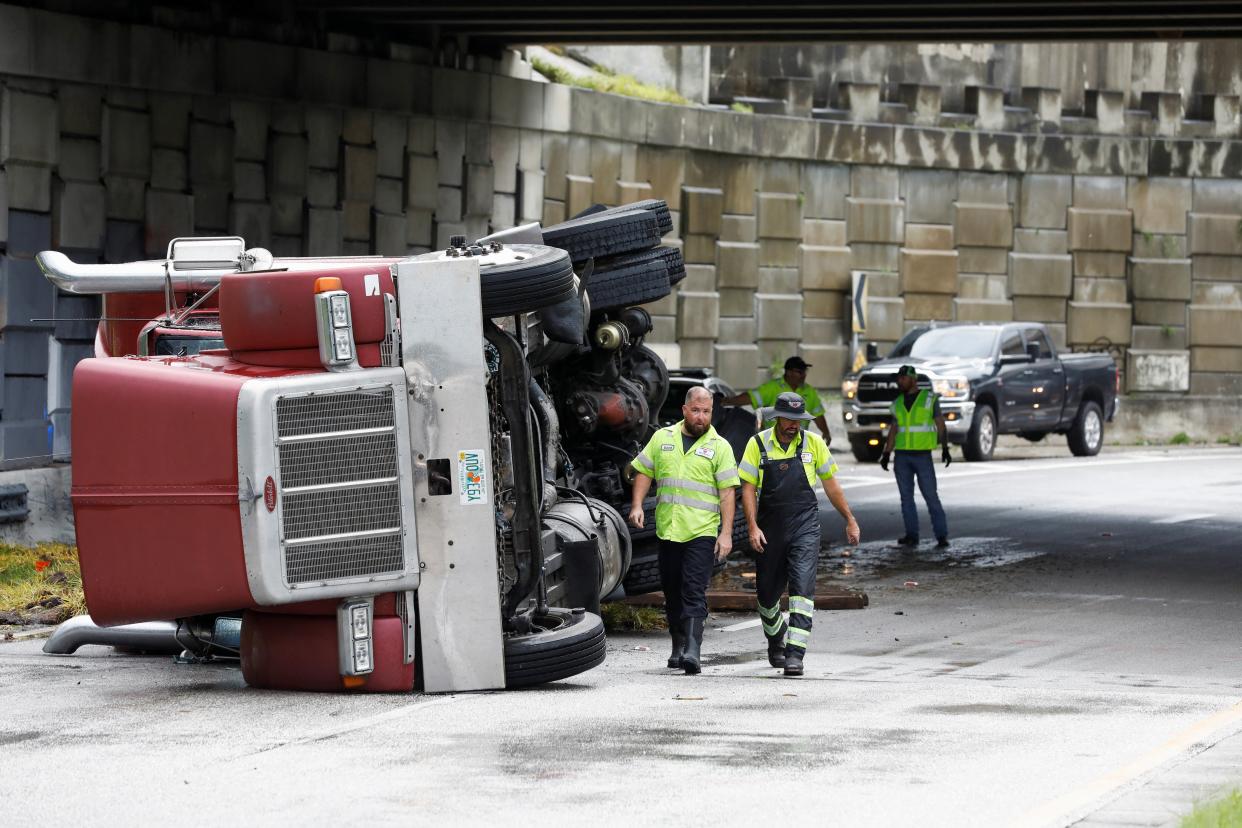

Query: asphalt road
[2,442,1241,827]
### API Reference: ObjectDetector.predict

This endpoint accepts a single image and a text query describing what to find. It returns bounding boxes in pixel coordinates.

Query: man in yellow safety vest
[629,386,740,675]
[880,365,951,549]
[739,392,860,677]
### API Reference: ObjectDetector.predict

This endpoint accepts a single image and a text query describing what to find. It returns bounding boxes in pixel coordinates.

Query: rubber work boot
[766,634,787,668]
[783,649,804,677]
[681,617,705,675]
[895,535,919,548]
[667,630,686,669]
[935,537,950,549]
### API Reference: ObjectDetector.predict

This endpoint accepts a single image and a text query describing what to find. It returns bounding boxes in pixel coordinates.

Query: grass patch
[0,542,85,626]
[531,57,688,105]
[730,101,754,114]
[1219,434,1242,445]
[600,602,667,632]
[1181,787,1242,827]
[1170,431,1192,445]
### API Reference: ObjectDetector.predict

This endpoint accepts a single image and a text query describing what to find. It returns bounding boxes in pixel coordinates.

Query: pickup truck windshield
[909,328,998,359]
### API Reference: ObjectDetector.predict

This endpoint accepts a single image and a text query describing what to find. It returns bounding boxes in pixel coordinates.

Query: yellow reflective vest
[631,423,740,543]
[891,390,940,451]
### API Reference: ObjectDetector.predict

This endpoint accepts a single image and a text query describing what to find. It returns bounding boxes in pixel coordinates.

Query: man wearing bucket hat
[880,364,951,549]
[722,356,832,443]
[738,391,860,677]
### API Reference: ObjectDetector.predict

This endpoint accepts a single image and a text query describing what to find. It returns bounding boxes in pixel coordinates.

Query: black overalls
[754,431,820,655]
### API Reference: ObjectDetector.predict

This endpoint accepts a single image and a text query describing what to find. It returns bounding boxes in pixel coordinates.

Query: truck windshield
[909,328,998,359]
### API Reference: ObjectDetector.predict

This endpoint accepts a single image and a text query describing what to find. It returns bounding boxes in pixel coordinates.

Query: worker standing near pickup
[722,356,832,444]
[629,386,739,675]
[879,365,951,548]
[739,392,860,677]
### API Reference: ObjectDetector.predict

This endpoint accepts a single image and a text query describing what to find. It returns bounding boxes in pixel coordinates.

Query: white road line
[1010,698,1242,828]
[834,451,1238,491]
[1152,513,1217,524]
[720,618,763,632]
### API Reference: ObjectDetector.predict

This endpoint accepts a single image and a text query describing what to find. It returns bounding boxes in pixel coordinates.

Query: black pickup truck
[841,323,1118,462]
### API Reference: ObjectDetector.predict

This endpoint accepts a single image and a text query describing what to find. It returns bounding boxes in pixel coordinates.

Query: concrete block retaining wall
[0,4,1240,467]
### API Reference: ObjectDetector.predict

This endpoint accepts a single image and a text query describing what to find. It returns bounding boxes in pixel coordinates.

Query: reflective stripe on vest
[892,390,939,451]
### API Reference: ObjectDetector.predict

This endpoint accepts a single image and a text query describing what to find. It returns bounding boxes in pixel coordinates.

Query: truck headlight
[932,377,970,399]
[841,378,858,400]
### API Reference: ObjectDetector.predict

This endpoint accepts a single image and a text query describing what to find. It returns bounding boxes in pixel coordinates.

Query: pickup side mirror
[1026,342,1042,361]
[865,342,879,361]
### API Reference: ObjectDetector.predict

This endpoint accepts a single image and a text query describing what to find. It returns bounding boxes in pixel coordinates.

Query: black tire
[586,247,672,311]
[849,434,885,463]
[1068,400,1104,457]
[656,246,686,286]
[963,405,996,461]
[1018,431,1048,443]
[622,548,662,595]
[504,607,606,688]
[731,499,752,556]
[543,210,663,264]
[572,199,673,237]
[480,245,578,317]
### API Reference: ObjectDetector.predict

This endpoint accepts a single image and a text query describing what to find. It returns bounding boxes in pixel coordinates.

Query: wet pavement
[2,443,1241,826]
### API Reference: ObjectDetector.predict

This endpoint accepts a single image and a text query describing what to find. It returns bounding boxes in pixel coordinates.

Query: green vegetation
[1219,434,1242,445]
[0,542,84,625]
[1181,788,1242,828]
[600,602,667,632]
[730,101,754,114]
[1169,431,1192,445]
[530,57,689,105]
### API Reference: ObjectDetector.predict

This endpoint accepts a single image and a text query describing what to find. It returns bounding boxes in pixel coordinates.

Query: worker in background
[879,365,951,549]
[630,386,740,675]
[739,392,860,677]
[722,356,832,444]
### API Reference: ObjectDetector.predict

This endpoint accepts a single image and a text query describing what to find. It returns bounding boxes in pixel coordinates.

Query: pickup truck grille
[274,387,406,586]
[857,374,903,405]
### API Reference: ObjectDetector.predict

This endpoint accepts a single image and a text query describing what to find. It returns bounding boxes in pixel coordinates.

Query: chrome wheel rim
[1085,410,1101,450]
[980,413,995,455]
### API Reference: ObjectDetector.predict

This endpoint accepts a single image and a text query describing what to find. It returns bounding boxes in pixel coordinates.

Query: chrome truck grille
[857,373,903,404]
[274,388,406,585]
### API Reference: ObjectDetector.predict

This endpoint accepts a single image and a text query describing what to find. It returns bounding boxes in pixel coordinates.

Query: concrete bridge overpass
[10,1,1242,47]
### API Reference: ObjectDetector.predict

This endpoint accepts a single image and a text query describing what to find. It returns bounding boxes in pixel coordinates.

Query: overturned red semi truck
[36,214,683,692]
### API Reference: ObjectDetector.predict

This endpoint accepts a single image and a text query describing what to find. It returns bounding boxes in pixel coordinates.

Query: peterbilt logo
[264,476,277,512]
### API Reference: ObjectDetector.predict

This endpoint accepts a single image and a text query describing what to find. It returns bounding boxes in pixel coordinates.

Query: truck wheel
[621,548,662,595]
[480,245,578,317]
[585,247,673,311]
[849,435,885,463]
[542,210,663,264]
[504,607,606,688]
[1068,401,1104,457]
[963,405,996,461]
[571,198,674,237]
[731,499,752,556]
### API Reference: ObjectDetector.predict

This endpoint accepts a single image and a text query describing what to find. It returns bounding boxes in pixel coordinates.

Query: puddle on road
[714,537,1046,592]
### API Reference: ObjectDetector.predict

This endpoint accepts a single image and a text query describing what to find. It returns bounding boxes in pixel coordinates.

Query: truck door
[997,329,1032,429]
[1023,328,1064,429]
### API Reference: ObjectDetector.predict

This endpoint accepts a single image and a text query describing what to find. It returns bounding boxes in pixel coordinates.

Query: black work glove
[942,445,952,468]
[880,453,890,472]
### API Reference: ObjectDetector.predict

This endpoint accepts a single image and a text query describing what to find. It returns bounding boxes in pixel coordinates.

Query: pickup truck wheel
[542,210,663,264]
[963,405,996,461]
[1068,401,1104,457]
[480,245,578,317]
[849,435,885,463]
[504,607,606,688]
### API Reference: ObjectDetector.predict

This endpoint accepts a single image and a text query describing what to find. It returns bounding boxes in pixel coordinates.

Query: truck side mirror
[1026,342,1041,361]
[865,342,879,361]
